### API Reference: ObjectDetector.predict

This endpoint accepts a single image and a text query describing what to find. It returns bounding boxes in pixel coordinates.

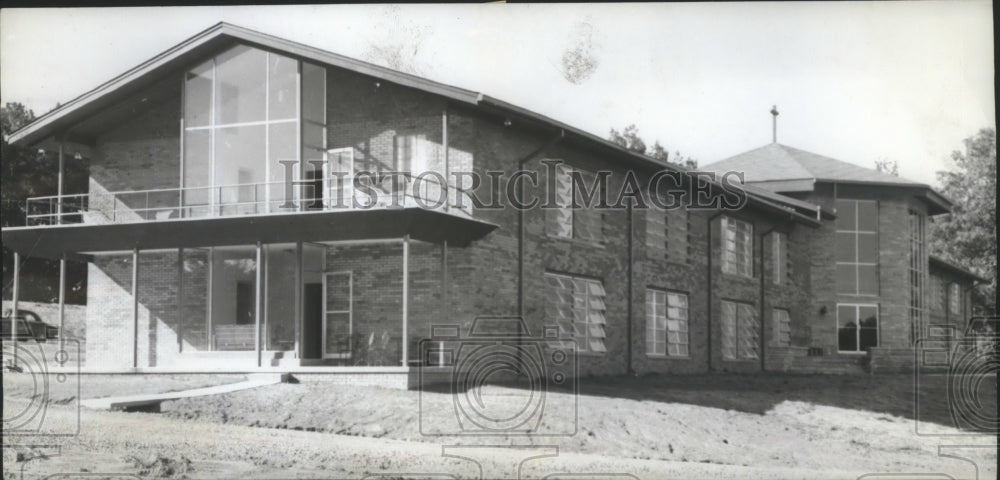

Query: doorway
[302,283,323,359]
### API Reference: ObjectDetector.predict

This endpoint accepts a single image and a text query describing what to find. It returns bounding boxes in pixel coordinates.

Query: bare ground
[3,373,997,479]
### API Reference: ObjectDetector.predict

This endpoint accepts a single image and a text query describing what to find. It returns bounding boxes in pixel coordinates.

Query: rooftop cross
[770,105,780,143]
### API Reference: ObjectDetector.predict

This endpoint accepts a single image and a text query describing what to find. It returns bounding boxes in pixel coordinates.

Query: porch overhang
[1,208,496,259]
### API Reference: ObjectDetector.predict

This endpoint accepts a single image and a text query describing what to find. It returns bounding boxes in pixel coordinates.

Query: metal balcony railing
[25,175,474,226]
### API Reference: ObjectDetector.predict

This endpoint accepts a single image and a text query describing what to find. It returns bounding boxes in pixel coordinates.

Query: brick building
[3,23,985,381]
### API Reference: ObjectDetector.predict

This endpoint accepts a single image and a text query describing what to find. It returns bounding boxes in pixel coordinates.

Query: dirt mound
[124,453,193,478]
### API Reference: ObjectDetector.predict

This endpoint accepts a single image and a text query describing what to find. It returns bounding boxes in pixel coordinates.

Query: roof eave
[6,22,482,148]
[929,255,991,283]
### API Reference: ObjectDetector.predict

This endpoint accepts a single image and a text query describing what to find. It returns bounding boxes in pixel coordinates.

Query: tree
[1,102,34,136]
[928,128,997,315]
[2,102,88,304]
[608,124,698,168]
[874,157,899,176]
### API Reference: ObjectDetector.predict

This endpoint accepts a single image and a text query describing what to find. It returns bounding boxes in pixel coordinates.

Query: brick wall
[792,184,936,365]
[75,45,952,379]
[89,85,181,223]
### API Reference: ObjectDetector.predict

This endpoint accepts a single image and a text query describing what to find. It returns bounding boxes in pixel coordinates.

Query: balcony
[25,175,474,226]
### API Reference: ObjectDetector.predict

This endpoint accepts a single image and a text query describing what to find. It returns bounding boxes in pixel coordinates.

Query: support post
[132,247,139,369]
[57,142,64,223]
[59,256,66,358]
[442,108,449,212]
[441,240,448,321]
[255,242,263,368]
[57,141,66,357]
[402,235,410,367]
[177,248,184,352]
[207,248,214,350]
[11,252,20,365]
[294,241,303,359]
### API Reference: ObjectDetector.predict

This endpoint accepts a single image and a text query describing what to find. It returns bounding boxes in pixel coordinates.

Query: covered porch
[2,208,496,373]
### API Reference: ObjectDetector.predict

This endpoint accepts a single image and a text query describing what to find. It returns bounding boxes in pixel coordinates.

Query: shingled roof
[705,143,925,188]
[703,142,951,214]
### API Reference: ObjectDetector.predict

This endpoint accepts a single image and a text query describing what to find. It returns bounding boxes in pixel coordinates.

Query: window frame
[645,288,690,358]
[835,199,879,296]
[721,216,754,278]
[836,303,880,354]
[549,163,575,239]
[548,164,603,244]
[720,299,760,361]
[948,282,962,316]
[393,132,429,175]
[545,272,608,355]
[771,231,785,285]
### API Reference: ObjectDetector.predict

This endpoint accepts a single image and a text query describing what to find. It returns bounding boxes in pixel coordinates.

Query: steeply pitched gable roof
[6,22,824,227]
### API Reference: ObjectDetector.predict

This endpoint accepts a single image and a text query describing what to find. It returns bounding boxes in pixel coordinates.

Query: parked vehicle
[1,309,59,342]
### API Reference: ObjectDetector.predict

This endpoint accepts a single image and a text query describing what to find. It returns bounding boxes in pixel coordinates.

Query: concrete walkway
[80,373,289,411]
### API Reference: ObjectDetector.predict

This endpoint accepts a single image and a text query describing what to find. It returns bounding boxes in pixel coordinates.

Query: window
[771,232,786,285]
[908,211,925,342]
[835,199,878,295]
[646,200,689,264]
[837,304,879,352]
[721,216,753,277]
[720,300,760,360]
[182,44,327,216]
[949,283,962,316]
[546,164,603,243]
[394,133,428,175]
[323,271,352,359]
[771,308,791,347]
[646,289,689,357]
[545,273,607,353]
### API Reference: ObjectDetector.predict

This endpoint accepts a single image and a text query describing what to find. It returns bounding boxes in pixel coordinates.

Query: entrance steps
[80,373,290,411]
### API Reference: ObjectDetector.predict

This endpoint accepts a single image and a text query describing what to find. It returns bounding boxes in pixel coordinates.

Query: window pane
[302,63,326,123]
[215,45,267,125]
[183,129,211,210]
[859,309,878,350]
[835,200,855,230]
[268,53,298,120]
[268,121,298,212]
[858,264,878,295]
[838,321,858,351]
[184,60,213,127]
[738,305,760,359]
[215,125,266,214]
[836,264,856,294]
[211,247,258,349]
[857,233,878,263]
[857,201,878,232]
[835,232,856,262]
[303,122,326,158]
[721,301,737,360]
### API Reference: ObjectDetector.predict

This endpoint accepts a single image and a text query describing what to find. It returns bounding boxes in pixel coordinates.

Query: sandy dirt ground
[3,373,997,479]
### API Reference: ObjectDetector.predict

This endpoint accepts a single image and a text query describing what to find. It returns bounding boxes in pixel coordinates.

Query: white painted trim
[321,270,353,359]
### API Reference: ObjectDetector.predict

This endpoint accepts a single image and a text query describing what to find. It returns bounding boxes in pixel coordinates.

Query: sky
[0,2,993,187]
